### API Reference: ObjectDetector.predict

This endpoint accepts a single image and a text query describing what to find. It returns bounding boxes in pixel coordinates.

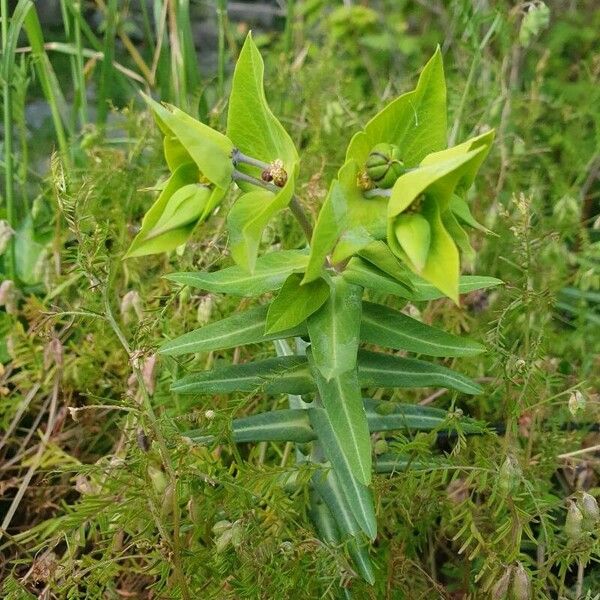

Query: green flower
[386,130,494,303]
[125,96,233,258]
[305,46,494,304]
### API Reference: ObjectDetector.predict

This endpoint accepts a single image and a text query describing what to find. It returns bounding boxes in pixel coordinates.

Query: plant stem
[1,0,16,280]
[289,196,313,241]
[364,188,392,199]
[232,169,314,241]
[102,265,191,600]
[232,149,271,171]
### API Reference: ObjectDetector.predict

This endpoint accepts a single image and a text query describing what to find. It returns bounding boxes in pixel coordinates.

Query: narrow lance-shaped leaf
[307,276,362,381]
[303,178,347,283]
[182,401,484,445]
[343,257,416,300]
[309,352,372,486]
[407,274,503,301]
[361,301,484,356]
[266,274,330,334]
[159,304,307,357]
[364,398,484,433]
[171,355,314,395]
[166,250,310,296]
[185,409,314,445]
[309,486,376,585]
[357,350,482,395]
[309,407,377,540]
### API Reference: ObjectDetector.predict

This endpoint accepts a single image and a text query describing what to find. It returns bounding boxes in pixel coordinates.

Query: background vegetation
[0,0,599,597]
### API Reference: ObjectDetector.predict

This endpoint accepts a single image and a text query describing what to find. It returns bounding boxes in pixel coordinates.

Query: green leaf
[303,178,347,283]
[309,355,372,486]
[344,257,502,303]
[171,355,313,395]
[163,134,192,172]
[385,132,494,301]
[344,257,415,299]
[374,454,434,474]
[357,240,415,290]
[442,208,475,262]
[142,93,233,188]
[364,398,483,433]
[266,274,330,334]
[159,305,308,357]
[228,176,295,272]
[309,407,376,538]
[309,488,340,544]
[361,301,484,356]
[408,274,504,301]
[171,348,482,396]
[125,163,210,258]
[393,212,431,273]
[227,32,298,174]
[420,129,494,193]
[307,276,362,380]
[345,47,447,167]
[358,350,482,395]
[419,198,460,303]
[185,408,315,445]
[330,160,388,263]
[166,251,310,296]
[450,195,491,233]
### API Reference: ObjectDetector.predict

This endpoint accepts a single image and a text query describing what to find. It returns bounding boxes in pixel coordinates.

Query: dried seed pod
[511,563,531,600]
[580,491,599,530]
[366,142,405,188]
[147,464,168,495]
[491,566,512,599]
[498,454,522,493]
[565,499,584,540]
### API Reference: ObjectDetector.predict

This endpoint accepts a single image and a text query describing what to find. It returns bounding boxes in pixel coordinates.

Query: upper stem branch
[232,169,314,241]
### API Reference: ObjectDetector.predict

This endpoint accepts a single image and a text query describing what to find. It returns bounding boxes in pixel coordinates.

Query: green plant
[125,32,500,586]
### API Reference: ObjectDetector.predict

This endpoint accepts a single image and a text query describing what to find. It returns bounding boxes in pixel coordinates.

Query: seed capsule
[511,563,531,600]
[498,454,521,493]
[491,567,512,599]
[565,499,584,540]
[270,159,288,187]
[580,492,599,531]
[366,143,405,188]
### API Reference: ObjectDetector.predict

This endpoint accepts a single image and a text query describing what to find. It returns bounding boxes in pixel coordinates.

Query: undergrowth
[1,1,599,598]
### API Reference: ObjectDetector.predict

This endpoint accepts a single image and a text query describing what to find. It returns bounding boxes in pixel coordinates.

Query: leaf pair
[125,95,233,258]
[387,130,495,303]
[226,34,299,272]
[172,349,483,397]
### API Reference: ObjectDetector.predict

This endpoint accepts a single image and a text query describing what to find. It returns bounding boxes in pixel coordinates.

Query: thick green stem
[232,169,314,241]
[102,266,191,600]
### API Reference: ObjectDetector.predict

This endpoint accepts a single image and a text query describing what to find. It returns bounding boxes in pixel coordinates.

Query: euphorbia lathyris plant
[127,34,500,585]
